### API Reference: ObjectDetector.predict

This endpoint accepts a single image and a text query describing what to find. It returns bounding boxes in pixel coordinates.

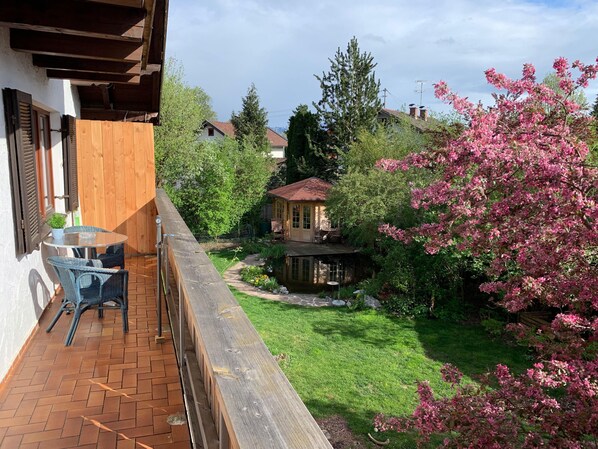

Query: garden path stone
[223,254,333,307]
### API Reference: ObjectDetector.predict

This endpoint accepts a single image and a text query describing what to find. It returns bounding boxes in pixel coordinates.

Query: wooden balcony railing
[154,190,332,449]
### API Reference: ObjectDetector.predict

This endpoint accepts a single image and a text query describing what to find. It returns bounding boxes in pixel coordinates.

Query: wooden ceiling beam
[140,0,155,69]
[46,70,140,84]
[86,0,145,8]
[11,29,143,62]
[32,55,141,75]
[0,0,145,41]
[80,108,158,123]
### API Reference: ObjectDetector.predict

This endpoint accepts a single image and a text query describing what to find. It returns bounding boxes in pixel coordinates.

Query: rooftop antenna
[382,88,390,107]
[415,80,427,107]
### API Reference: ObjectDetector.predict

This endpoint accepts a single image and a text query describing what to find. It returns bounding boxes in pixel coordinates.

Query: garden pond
[270,253,373,294]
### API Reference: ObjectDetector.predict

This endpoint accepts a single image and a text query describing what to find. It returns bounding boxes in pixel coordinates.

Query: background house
[378,104,437,131]
[268,177,338,243]
[201,119,288,162]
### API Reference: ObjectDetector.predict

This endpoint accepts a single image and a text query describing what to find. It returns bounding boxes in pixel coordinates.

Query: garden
[209,248,530,448]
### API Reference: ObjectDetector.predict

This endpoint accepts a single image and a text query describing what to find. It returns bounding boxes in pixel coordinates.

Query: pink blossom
[375,57,598,448]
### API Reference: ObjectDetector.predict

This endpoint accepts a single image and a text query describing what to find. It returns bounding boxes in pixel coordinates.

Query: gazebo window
[291,257,299,280]
[292,205,300,228]
[301,258,311,282]
[302,206,311,229]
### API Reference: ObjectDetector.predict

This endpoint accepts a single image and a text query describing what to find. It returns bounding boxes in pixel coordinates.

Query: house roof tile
[206,121,288,147]
[267,177,332,202]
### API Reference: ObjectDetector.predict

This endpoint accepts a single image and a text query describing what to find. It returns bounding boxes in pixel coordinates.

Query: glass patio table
[43,231,128,259]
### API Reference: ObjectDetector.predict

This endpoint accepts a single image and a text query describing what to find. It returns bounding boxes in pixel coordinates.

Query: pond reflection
[271,254,372,294]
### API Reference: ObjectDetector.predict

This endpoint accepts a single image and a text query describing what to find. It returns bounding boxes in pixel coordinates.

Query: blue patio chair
[64,225,125,269]
[46,256,129,346]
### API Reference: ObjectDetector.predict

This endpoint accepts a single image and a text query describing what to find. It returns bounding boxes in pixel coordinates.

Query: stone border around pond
[223,254,335,307]
[224,254,382,310]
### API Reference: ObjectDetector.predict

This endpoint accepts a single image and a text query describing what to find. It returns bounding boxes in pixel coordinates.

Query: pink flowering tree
[374,58,598,448]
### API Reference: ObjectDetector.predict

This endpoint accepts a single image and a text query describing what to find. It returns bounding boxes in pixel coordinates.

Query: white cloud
[167,0,598,127]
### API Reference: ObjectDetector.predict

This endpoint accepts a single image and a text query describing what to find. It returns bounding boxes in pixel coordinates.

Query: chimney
[409,103,418,119]
[419,106,428,121]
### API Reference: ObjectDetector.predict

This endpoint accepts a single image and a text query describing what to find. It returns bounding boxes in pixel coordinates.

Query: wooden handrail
[155,189,333,449]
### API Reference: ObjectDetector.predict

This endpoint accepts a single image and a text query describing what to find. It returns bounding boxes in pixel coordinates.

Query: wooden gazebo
[267,177,338,243]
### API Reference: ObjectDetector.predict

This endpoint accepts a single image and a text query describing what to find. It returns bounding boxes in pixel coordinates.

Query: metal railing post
[178,277,185,369]
[155,215,165,343]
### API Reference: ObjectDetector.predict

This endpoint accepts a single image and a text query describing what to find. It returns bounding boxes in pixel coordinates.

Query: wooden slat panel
[102,121,116,231]
[134,124,148,248]
[123,123,137,253]
[77,120,93,226]
[112,123,127,238]
[91,121,106,226]
[76,119,155,254]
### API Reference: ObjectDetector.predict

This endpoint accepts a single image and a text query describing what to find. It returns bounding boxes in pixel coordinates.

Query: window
[302,205,311,230]
[34,109,54,218]
[292,204,300,228]
[291,257,299,281]
[3,88,78,255]
[207,127,214,137]
[301,258,311,282]
[329,261,345,283]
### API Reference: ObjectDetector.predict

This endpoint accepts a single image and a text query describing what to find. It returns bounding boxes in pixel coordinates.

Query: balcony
[0,191,332,449]
[0,256,191,449]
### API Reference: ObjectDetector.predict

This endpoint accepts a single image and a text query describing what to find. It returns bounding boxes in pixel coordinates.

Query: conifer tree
[285,105,332,183]
[313,37,382,157]
[231,83,269,150]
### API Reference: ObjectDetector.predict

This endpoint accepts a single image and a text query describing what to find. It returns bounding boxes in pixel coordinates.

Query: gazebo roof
[267,177,332,202]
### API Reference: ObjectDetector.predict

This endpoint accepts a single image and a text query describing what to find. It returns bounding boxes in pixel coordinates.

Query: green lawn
[207,247,248,275]
[208,249,530,448]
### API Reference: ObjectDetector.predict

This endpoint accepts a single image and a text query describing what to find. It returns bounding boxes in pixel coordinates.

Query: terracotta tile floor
[0,256,191,449]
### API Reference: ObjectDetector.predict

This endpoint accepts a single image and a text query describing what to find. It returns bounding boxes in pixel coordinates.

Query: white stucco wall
[271,146,285,159]
[199,126,225,140]
[0,28,79,381]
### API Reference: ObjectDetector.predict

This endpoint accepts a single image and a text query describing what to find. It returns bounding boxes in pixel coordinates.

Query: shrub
[481,318,505,338]
[242,239,267,255]
[259,244,286,260]
[382,294,428,318]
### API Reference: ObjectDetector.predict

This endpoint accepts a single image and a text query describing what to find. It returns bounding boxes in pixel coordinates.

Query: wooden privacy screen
[76,120,156,254]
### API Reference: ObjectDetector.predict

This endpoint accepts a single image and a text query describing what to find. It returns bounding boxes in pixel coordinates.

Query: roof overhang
[0,0,169,124]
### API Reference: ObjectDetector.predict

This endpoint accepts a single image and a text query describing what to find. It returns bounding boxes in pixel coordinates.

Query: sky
[166,0,598,129]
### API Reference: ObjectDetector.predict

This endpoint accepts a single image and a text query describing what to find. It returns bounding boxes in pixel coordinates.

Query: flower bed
[240,265,287,294]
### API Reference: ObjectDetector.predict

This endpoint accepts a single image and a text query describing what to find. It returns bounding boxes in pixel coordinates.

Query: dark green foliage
[155,58,215,187]
[326,127,428,247]
[326,123,473,318]
[168,138,272,238]
[592,94,598,121]
[285,105,334,183]
[231,83,269,150]
[259,243,286,260]
[373,237,467,319]
[313,37,382,161]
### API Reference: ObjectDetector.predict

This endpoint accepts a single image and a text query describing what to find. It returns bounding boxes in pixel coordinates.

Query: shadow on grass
[413,318,531,380]
[310,309,404,349]
[305,397,421,449]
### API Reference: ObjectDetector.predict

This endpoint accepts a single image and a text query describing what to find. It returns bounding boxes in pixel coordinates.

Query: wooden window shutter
[61,115,79,211]
[2,88,42,255]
